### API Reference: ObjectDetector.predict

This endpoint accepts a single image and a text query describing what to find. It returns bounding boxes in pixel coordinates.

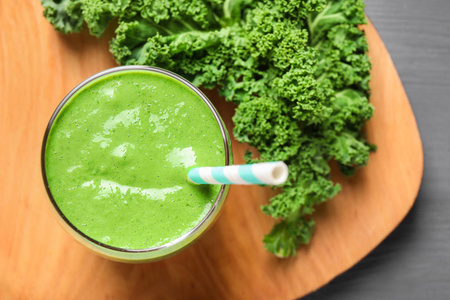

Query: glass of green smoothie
[41,66,232,263]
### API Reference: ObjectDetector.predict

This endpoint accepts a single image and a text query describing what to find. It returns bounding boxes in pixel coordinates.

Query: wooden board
[0,2,423,299]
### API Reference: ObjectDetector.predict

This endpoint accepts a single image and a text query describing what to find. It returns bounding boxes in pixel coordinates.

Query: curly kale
[41,0,84,34]
[41,0,374,257]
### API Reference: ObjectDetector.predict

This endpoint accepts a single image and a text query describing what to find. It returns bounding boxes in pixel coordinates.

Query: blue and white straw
[187,161,289,186]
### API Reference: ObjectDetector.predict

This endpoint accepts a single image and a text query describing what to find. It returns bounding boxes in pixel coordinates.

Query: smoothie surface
[45,69,226,249]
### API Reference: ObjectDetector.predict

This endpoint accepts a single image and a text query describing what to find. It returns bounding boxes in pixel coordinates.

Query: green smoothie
[44,69,226,250]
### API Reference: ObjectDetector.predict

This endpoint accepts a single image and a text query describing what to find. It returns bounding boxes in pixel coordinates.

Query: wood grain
[0,2,423,299]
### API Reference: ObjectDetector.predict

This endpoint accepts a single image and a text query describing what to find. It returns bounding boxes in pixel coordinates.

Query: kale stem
[308,2,332,37]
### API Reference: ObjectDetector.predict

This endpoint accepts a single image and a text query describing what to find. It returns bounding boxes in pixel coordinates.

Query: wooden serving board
[0,2,423,299]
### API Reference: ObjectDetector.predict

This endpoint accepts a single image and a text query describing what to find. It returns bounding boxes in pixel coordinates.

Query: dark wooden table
[304,0,450,298]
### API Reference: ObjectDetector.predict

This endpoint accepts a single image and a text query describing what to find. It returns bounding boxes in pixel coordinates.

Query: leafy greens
[41,0,374,257]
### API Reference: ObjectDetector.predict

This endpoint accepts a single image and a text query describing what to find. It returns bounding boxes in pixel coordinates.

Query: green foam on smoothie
[44,70,226,250]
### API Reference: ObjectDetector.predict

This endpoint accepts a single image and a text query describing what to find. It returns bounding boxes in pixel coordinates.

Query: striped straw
[187,161,288,186]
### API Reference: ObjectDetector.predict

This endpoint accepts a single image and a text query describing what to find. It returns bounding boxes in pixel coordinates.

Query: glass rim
[41,65,231,254]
